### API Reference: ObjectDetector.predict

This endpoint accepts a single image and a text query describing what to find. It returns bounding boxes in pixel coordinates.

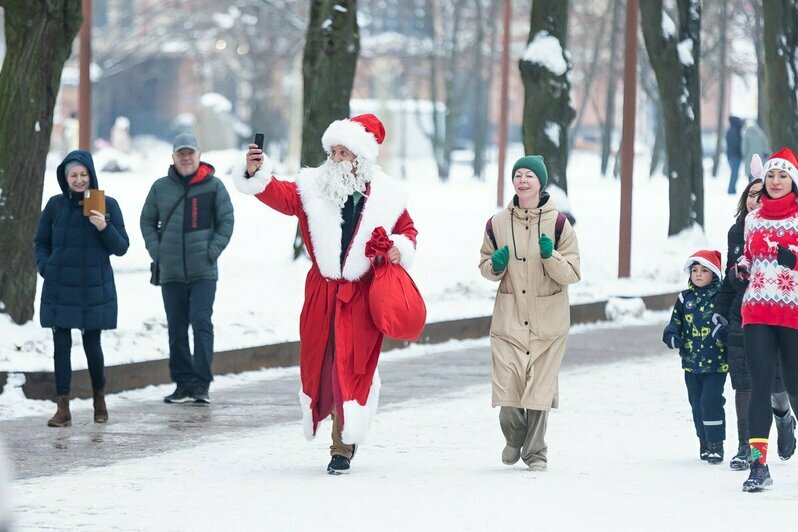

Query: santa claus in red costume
[235,114,417,474]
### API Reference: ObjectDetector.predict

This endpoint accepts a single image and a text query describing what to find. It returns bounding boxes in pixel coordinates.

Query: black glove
[711,313,729,343]
[728,265,749,290]
[777,245,797,269]
[662,324,682,350]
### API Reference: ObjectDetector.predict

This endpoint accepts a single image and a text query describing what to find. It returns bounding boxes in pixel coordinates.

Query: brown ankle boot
[93,388,108,423]
[47,395,72,427]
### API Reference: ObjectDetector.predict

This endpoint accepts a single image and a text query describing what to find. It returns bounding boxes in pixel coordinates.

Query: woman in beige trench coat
[479,155,581,471]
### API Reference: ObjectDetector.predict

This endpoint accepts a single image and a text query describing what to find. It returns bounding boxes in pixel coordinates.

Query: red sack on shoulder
[365,227,427,341]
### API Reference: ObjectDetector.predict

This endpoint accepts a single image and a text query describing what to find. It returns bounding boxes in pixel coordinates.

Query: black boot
[729,443,751,471]
[774,411,796,460]
[699,438,709,461]
[742,461,773,492]
[706,441,724,464]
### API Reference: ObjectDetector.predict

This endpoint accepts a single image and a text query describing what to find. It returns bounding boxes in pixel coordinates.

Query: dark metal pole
[496,0,511,207]
[78,0,92,151]
[618,0,638,278]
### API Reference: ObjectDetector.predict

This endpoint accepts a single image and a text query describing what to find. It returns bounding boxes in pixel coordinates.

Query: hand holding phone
[246,132,265,178]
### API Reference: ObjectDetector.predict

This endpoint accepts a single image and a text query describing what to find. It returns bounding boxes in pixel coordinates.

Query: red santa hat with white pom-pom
[683,249,723,280]
[321,113,386,161]
[764,148,798,183]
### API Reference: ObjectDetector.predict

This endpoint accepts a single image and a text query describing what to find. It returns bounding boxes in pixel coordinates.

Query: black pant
[53,328,105,396]
[684,372,727,442]
[161,280,216,388]
[744,325,798,439]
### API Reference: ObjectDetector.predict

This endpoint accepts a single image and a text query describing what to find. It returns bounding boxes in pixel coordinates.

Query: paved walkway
[2,323,668,480]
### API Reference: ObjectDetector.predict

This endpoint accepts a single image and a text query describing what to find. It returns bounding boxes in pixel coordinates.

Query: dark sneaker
[699,438,709,461]
[774,412,796,460]
[742,461,773,492]
[729,444,751,471]
[164,385,193,404]
[351,444,357,460]
[706,441,724,465]
[193,387,211,404]
[327,455,351,475]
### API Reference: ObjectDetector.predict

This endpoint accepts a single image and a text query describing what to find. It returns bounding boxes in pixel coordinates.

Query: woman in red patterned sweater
[740,147,798,492]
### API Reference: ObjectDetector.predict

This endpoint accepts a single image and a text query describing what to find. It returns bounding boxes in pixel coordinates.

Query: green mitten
[539,233,553,259]
[491,245,509,272]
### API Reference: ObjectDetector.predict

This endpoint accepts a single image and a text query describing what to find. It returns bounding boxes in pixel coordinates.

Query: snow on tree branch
[522,31,568,76]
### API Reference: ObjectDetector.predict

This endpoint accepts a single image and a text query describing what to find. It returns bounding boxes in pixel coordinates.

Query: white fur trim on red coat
[322,119,380,161]
[391,231,416,270]
[298,389,315,441]
[232,155,272,195]
[341,369,381,445]
[296,167,410,281]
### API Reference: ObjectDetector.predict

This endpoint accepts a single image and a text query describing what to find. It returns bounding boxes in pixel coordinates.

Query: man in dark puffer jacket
[140,134,234,404]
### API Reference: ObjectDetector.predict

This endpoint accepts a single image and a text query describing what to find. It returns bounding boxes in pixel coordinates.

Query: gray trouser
[499,406,548,465]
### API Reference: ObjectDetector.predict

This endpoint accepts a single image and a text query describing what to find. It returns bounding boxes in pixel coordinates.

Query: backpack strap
[485,217,498,250]
[554,211,567,249]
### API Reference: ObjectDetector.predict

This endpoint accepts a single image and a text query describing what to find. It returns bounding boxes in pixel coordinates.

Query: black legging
[53,328,106,396]
[745,325,798,439]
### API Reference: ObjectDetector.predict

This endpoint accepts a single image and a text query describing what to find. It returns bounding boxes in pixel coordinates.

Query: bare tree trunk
[420,0,447,180]
[519,0,575,192]
[762,1,798,153]
[639,46,667,177]
[601,0,624,176]
[640,0,704,235]
[711,2,728,177]
[0,0,83,324]
[472,0,498,180]
[441,6,466,182]
[749,1,767,129]
[293,0,360,259]
[569,5,610,152]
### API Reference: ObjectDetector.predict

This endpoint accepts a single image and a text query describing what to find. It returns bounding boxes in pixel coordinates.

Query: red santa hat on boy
[754,147,798,182]
[321,113,386,161]
[683,250,722,280]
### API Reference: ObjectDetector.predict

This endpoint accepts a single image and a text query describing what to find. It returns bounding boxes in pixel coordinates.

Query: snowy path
[4,323,664,481]
[7,323,798,530]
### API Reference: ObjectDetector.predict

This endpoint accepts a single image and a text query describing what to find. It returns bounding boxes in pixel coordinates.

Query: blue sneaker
[742,461,773,492]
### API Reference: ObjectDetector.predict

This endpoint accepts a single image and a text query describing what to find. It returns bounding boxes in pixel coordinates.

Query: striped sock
[749,438,768,465]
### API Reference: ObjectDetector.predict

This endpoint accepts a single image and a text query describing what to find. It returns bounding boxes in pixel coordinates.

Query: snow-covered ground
[0,144,737,371]
[7,345,796,531]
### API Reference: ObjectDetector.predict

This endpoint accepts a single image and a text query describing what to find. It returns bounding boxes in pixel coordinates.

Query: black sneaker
[193,387,211,404]
[164,385,193,404]
[742,461,773,492]
[327,455,351,475]
[706,441,724,465]
[729,444,751,471]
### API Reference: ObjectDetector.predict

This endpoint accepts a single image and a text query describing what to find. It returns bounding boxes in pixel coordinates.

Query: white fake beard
[318,157,372,208]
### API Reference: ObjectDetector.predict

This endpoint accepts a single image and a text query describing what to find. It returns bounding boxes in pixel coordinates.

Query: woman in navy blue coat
[34,150,129,427]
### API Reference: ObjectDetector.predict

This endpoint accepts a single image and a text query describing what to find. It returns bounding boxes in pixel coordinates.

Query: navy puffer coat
[34,150,130,330]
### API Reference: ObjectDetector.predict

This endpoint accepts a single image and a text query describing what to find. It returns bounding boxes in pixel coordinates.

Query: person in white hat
[235,114,418,475]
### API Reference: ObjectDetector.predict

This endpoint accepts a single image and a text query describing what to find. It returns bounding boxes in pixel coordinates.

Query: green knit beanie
[512,155,548,189]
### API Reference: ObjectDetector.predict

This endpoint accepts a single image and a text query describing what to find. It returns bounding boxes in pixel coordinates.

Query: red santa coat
[234,164,417,444]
